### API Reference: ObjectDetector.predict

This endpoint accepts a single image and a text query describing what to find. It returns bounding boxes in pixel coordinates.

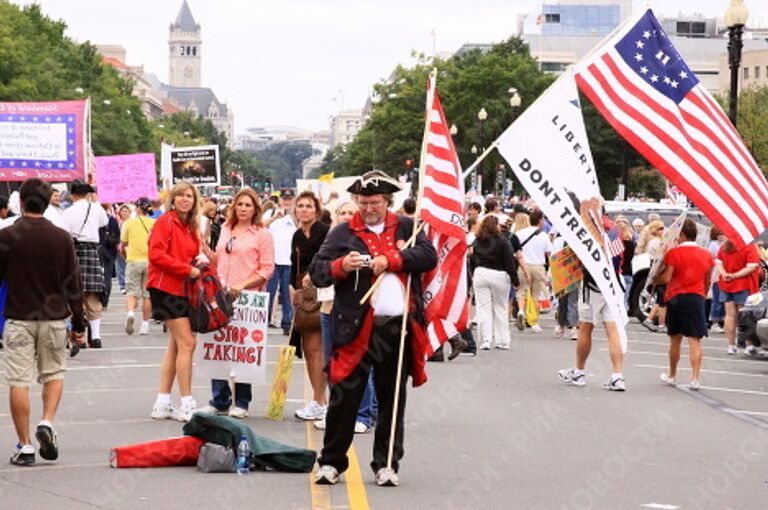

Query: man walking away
[121,197,156,336]
[1,179,86,465]
[62,180,108,348]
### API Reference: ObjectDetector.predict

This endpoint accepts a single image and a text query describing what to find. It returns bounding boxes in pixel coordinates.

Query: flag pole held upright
[385,69,437,471]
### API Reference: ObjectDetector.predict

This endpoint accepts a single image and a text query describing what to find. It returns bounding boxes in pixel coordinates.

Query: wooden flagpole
[386,68,437,471]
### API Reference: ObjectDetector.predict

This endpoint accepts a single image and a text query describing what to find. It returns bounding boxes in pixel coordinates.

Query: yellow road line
[308,421,332,510]
[345,444,370,510]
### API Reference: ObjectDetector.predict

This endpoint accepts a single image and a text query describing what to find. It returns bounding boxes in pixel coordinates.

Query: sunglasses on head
[226,237,236,254]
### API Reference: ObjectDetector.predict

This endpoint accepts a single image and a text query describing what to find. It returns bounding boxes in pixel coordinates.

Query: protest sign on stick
[0,100,88,182]
[266,345,296,420]
[95,153,158,203]
[550,247,583,298]
[169,144,220,185]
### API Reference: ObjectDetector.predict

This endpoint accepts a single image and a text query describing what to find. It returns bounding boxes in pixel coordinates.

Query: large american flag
[575,9,768,248]
[419,77,469,353]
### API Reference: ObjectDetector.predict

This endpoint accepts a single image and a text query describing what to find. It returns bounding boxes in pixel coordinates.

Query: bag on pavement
[525,289,539,326]
[109,436,205,468]
[183,413,316,473]
[197,442,236,473]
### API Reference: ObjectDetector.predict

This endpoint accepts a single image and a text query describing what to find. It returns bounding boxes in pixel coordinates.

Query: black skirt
[149,288,189,321]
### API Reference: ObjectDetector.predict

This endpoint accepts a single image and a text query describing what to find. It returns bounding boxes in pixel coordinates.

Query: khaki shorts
[126,260,149,299]
[518,264,548,299]
[84,292,102,320]
[578,289,615,324]
[3,319,68,387]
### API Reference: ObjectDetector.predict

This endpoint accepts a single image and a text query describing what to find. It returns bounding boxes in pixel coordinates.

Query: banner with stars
[574,9,768,249]
[0,100,88,182]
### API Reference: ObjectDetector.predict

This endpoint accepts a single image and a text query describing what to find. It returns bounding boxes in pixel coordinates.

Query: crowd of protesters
[3,174,767,487]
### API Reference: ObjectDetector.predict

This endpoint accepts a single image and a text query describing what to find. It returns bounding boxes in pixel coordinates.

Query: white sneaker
[375,467,399,487]
[479,340,491,350]
[558,368,586,387]
[315,465,340,485]
[139,322,149,335]
[295,401,327,421]
[150,402,178,420]
[710,324,724,334]
[568,328,578,340]
[603,375,626,392]
[659,373,676,386]
[313,419,327,430]
[198,405,227,415]
[354,421,371,434]
[745,345,759,356]
[688,380,701,391]
[125,314,135,335]
[530,324,543,333]
[176,399,197,422]
[494,343,510,350]
[727,345,739,355]
[228,407,248,419]
[553,325,564,337]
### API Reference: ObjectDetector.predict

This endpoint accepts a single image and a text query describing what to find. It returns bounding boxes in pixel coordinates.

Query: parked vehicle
[604,201,711,320]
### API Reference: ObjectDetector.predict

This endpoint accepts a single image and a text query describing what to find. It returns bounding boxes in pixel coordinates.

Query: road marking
[601,348,767,366]
[0,462,105,474]
[628,339,740,353]
[681,389,768,431]
[641,504,680,510]
[730,410,768,417]
[305,374,332,510]
[634,363,768,379]
[0,418,154,430]
[696,385,768,397]
[345,443,370,510]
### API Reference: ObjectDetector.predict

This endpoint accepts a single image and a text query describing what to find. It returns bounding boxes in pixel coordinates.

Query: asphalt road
[1,292,767,510]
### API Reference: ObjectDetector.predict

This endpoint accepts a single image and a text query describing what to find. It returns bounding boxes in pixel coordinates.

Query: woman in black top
[470,215,519,350]
[291,191,331,421]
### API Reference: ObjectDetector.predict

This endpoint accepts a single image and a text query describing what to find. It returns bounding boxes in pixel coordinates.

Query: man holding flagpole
[309,170,436,487]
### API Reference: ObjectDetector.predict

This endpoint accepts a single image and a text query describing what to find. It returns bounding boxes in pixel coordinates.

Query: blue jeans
[623,275,633,309]
[116,254,126,290]
[321,312,333,363]
[267,264,293,330]
[356,371,378,427]
[710,283,725,321]
[322,311,377,426]
[210,379,252,410]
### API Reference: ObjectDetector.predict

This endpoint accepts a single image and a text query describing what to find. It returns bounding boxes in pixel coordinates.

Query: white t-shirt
[268,214,297,266]
[62,199,109,242]
[368,221,406,316]
[516,225,552,265]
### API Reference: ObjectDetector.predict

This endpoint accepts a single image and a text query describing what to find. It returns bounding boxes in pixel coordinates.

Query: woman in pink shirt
[199,187,275,418]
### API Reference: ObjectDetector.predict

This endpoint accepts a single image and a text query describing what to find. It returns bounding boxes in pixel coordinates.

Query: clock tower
[168,0,201,88]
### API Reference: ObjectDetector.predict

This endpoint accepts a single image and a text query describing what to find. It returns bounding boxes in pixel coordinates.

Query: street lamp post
[470,144,479,192]
[725,0,749,127]
[504,88,522,197]
[477,107,487,194]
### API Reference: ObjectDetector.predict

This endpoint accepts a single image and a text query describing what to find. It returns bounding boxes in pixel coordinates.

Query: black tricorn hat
[346,170,402,196]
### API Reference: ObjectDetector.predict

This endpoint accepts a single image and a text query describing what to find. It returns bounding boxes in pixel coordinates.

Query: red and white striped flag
[575,9,768,248]
[418,74,469,354]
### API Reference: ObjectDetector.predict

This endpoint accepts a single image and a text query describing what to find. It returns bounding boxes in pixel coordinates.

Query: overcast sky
[15,1,768,134]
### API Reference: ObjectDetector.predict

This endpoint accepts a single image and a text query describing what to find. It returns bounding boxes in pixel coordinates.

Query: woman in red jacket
[147,182,203,422]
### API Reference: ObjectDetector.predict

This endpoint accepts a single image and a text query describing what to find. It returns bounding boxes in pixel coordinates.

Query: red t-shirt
[664,243,714,301]
[717,243,759,294]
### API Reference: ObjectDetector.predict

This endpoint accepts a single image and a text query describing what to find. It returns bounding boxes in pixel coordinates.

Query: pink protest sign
[0,100,88,182]
[95,153,158,203]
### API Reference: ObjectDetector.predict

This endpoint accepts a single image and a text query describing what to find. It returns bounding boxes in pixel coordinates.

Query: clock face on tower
[184,66,193,79]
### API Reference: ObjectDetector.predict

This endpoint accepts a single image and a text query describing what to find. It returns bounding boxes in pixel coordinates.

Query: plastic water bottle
[236,435,250,475]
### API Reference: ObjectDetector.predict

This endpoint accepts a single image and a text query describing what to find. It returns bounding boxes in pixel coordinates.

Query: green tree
[254,141,313,188]
[733,85,768,172]
[0,2,153,156]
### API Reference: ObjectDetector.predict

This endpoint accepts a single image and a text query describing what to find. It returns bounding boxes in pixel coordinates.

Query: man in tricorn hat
[309,170,437,487]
